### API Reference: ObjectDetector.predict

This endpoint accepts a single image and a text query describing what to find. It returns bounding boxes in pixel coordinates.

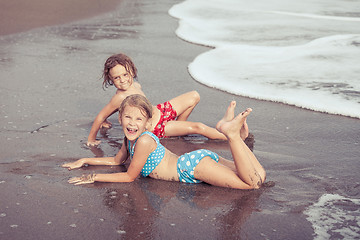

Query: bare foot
[217,107,252,140]
[240,119,249,140]
[216,101,236,130]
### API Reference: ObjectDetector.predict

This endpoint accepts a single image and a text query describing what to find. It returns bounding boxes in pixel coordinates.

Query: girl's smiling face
[109,64,133,91]
[119,105,151,142]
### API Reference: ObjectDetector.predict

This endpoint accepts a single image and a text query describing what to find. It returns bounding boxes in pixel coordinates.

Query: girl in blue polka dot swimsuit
[63,95,266,190]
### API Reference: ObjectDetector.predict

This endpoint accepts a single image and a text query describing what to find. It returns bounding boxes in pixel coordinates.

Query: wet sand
[0,0,122,36]
[0,0,359,239]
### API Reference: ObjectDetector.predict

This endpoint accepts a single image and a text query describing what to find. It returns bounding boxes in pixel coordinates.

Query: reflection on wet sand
[100,170,265,238]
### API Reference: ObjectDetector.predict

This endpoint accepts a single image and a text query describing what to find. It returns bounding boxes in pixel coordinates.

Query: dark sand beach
[0,0,122,36]
[1,0,359,239]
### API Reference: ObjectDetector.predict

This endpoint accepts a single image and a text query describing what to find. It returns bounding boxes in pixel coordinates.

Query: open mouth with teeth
[126,127,138,135]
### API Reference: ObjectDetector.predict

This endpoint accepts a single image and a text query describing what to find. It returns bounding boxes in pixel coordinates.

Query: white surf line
[268,11,360,22]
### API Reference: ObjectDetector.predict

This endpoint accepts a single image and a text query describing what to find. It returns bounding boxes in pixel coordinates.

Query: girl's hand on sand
[100,120,112,129]
[68,174,96,185]
[62,161,84,170]
[87,140,101,147]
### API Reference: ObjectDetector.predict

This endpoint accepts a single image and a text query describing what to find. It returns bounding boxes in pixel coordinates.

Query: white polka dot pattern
[129,131,165,177]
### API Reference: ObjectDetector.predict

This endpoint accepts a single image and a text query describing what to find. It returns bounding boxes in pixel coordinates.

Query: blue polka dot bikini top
[128,131,165,177]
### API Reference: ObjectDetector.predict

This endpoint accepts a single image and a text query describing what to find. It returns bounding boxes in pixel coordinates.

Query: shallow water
[169,0,360,118]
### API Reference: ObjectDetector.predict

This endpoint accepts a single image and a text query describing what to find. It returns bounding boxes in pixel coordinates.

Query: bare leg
[164,100,249,140]
[164,120,227,139]
[216,103,265,188]
[193,102,265,189]
[168,91,200,121]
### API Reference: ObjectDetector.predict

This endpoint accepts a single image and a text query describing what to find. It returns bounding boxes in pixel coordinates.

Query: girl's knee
[189,91,200,105]
[253,170,266,189]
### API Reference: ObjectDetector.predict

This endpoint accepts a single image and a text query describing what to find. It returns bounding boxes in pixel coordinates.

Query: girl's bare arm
[62,142,128,170]
[68,135,156,184]
[87,94,124,146]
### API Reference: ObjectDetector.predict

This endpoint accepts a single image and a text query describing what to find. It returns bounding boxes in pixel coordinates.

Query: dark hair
[119,94,153,120]
[102,53,137,89]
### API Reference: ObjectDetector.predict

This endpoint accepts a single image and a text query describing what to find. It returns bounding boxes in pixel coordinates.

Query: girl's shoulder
[135,132,157,151]
[133,81,142,88]
[113,89,128,98]
[110,92,127,106]
[138,131,158,144]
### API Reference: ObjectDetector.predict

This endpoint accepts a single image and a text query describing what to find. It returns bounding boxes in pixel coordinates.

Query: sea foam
[304,194,360,240]
[169,0,360,118]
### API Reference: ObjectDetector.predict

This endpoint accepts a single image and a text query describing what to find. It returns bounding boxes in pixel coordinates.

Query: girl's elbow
[124,174,137,183]
[115,157,128,165]
[125,177,136,183]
